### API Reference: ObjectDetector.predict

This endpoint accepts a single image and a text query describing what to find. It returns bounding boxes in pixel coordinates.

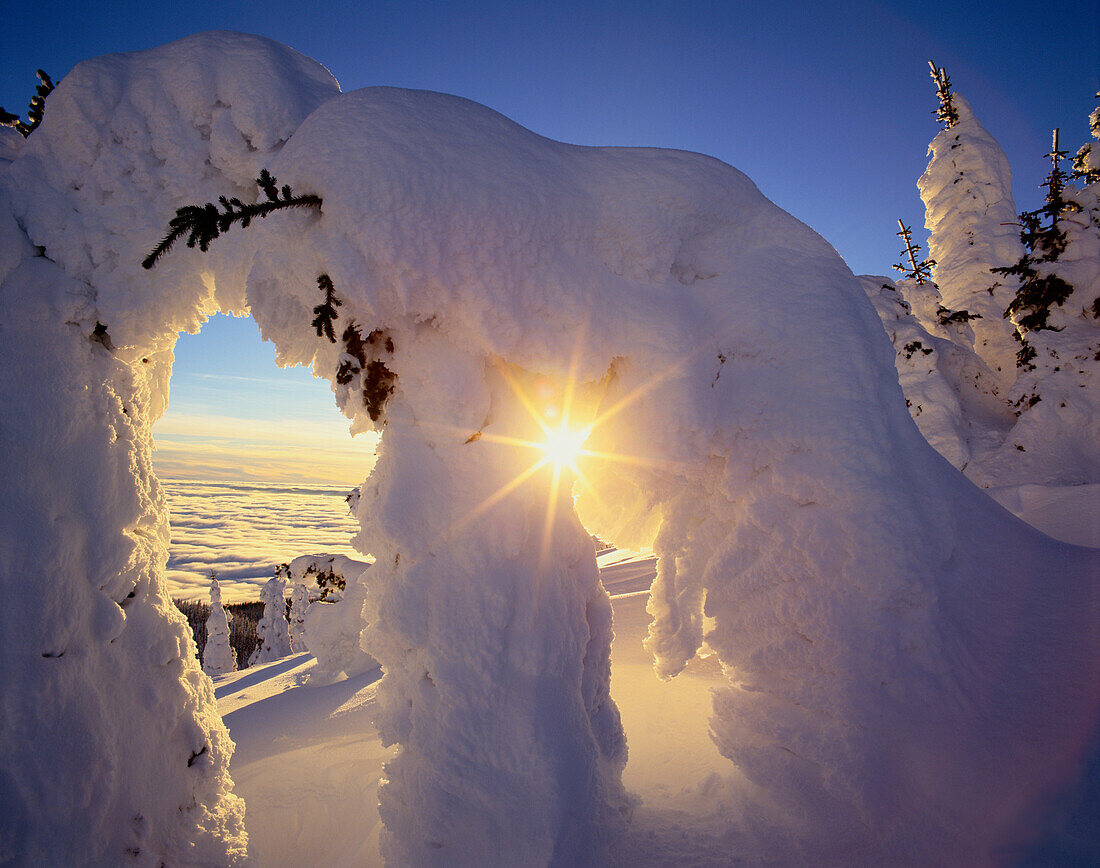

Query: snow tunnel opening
[151,311,377,604]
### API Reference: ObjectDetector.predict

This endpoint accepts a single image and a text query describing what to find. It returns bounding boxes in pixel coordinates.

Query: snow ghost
[249,574,292,667]
[203,573,236,676]
[1,30,1096,866]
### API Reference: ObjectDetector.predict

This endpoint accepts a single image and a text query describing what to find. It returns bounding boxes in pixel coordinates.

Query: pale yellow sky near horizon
[152,315,380,487]
[153,410,378,486]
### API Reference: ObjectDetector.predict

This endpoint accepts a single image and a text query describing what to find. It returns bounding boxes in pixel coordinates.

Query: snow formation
[918,93,1023,385]
[2,32,1098,866]
[203,573,236,675]
[287,582,309,653]
[284,554,378,680]
[0,33,338,865]
[872,91,1100,488]
[248,575,292,666]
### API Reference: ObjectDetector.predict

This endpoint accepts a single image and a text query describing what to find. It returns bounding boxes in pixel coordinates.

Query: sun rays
[450,349,699,567]
[540,422,592,473]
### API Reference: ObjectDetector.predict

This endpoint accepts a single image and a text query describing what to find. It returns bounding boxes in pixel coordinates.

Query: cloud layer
[163,480,365,602]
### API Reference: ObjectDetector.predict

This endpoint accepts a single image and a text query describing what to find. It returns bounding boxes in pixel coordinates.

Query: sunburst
[454,350,694,561]
[540,422,592,473]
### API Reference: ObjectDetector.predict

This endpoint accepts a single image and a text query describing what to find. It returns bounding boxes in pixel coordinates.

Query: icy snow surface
[2,31,1098,866]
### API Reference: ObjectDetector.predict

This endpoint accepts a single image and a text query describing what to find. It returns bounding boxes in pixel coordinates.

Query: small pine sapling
[0,70,54,138]
[928,60,959,130]
[143,169,322,269]
[893,219,936,284]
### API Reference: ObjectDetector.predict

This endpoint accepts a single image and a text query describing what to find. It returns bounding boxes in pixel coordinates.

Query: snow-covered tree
[302,572,376,681]
[983,121,1100,483]
[288,581,309,653]
[859,275,1013,471]
[995,130,1079,343]
[248,573,292,666]
[1071,92,1100,184]
[280,555,373,678]
[202,572,236,675]
[918,70,1023,387]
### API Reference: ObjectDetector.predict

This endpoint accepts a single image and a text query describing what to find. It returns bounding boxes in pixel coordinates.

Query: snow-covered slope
[2,32,1097,866]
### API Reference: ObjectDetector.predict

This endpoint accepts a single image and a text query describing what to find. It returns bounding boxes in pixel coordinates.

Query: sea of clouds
[163,479,364,602]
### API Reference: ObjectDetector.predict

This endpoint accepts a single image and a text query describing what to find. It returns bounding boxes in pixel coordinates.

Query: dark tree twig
[143,169,322,269]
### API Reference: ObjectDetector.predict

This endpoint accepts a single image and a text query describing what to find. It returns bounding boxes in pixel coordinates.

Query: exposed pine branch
[311,274,341,342]
[892,219,936,283]
[142,169,322,269]
[928,60,959,130]
[1,69,55,138]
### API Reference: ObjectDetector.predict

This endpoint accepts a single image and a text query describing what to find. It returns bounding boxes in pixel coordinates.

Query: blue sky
[4,1,1097,483]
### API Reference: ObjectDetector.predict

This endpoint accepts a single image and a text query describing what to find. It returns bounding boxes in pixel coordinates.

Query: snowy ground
[986,483,1100,549]
[171,476,1097,864]
[212,494,1098,866]
[215,560,763,868]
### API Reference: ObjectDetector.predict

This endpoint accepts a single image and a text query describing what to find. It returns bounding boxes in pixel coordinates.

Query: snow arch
[2,32,1097,865]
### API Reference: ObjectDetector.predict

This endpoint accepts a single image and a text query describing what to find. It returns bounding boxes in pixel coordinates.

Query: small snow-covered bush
[279,555,374,679]
[302,570,376,681]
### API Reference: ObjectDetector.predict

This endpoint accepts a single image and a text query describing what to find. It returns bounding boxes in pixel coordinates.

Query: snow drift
[1,31,1097,866]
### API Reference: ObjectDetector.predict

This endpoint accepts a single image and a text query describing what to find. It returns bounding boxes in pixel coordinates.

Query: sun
[540,422,591,473]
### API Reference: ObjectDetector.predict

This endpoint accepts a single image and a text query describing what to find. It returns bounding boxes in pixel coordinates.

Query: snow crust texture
[2,32,1098,866]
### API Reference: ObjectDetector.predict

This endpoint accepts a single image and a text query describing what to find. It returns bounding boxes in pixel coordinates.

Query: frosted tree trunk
[0,223,247,863]
[203,575,236,675]
[355,353,629,866]
[918,93,1023,388]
